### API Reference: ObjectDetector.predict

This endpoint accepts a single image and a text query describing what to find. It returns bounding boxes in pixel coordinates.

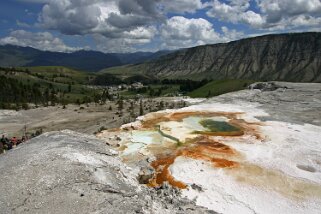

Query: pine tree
[207,90,212,98]
[117,99,123,111]
[68,84,72,93]
[139,99,144,116]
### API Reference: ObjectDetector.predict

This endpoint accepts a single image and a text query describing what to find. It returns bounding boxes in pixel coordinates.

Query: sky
[0,0,320,53]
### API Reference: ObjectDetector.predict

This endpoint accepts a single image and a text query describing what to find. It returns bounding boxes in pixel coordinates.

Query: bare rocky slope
[134,32,321,81]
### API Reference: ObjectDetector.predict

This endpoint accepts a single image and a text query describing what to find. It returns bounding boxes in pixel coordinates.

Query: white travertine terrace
[98,86,321,214]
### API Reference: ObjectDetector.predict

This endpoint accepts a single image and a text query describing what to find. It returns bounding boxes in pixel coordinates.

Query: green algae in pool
[201,120,240,132]
[194,119,244,136]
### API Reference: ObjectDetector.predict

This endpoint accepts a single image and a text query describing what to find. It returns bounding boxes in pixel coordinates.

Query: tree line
[92,73,210,92]
[0,75,72,110]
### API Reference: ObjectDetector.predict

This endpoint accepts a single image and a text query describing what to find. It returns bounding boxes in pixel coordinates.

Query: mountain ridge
[2,32,321,82]
[110,32,321,82]
[0,45,172,72]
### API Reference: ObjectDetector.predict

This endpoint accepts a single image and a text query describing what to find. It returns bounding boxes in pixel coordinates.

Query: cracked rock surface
[0,130,214,214]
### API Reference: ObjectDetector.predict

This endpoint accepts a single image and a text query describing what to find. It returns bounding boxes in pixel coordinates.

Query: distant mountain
[0,45,172,72]
[114,50,173,65]
[106,32,321,82]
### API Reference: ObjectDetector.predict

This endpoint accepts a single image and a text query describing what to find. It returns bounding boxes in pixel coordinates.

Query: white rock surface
[99,82,321,214]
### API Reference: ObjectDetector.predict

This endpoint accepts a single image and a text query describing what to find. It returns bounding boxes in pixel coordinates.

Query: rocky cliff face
[143,32,321,82]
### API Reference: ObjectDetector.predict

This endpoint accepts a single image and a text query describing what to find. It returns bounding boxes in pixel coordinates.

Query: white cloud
[36,0,164,52]
[291,15,321,27]
[258,0,321,22]
[206,0,264,27]
[35,0,212,51]
[221,26,245,41]
[240,10,265,27]
[94,26,157,52]
[10,0,321,52]
[0,30,80,52]
[123,26,157,40]
[39,0,103,35]
[257,0,321,29]
[95,14,245,52]
[38,0,162,35]
[206,0,321,30]
[160,16,222,49]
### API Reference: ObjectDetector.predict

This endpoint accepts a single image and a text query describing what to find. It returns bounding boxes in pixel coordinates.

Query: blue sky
[0,0,320,53]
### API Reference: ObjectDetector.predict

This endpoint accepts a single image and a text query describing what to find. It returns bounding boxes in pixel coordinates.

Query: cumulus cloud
[94,26,157,52]
[9,0,213,52]
[257,0,321,29]
[258,0,321,23]
[39,0,103,35]
[221,26,245,41]
[38,0,162,35]
[206,0,264,28]
[36,0,165,52]
[37,0,321,35]
[160,16,222,49]
[0,30,80,52]
[206,0,321,30]
[9,0,321,52]
[290,15,321,27]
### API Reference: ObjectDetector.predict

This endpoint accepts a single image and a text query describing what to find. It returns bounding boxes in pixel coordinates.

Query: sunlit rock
[98,82,321,214]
